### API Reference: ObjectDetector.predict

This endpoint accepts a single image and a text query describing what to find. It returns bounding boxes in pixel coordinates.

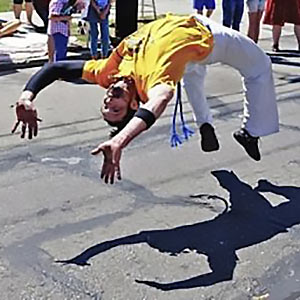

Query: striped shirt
[48,0,70,37]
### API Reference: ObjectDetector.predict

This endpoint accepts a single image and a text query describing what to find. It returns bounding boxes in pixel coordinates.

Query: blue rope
[170,81,194,147]
[170,84,182,147]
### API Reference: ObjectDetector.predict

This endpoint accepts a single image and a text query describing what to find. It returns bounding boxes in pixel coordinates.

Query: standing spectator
[32,0,51,33]
[263,0,300,52]
[47,0,85,62]
[13,0,34,24]
[193,0,216,18]
[47,0,73,62]
[46,35,55,62]
[246,0,265,43]
[83,0,111,59]
[30,0,54,62]
[222,0,244,31]
[115,0,138,41]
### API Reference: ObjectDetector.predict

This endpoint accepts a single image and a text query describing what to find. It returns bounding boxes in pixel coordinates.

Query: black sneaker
[199,123,220,152]
[233,129,261,161]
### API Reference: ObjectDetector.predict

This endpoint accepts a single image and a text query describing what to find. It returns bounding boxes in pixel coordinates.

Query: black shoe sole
[233,131,261,161]
[201,139,220,152]
[200,124,220,152]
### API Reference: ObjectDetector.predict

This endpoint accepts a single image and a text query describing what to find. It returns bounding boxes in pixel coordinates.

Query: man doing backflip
[11,14,279,183]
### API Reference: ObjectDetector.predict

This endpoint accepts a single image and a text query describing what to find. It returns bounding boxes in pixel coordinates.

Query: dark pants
[115,0,138,40]
[222,0,244,31]
[53,33,68,61]
[32,0,49,32]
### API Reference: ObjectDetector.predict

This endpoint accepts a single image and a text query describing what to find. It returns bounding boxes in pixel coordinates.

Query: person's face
[101,81,133,123]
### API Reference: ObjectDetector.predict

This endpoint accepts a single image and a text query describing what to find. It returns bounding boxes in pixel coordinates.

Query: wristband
[134,108,156,129]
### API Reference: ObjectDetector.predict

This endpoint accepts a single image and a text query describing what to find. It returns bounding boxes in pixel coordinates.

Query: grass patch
[0,0,11,13]
[70,21,89,46]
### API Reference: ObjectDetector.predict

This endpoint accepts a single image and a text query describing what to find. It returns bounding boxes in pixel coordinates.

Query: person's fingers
[100,163,116,184]
[33,124,38,137]
[110,170,115,184]
[101,163,110,182]
[104,172,110,184]
[91,146,102,155]
[100,166,106,180]
[104,165,120,184]
[21,122,26,139]
[28,126,33,140]
[116,165,122,181]
[11,120,20,133]
[100,161,109,179]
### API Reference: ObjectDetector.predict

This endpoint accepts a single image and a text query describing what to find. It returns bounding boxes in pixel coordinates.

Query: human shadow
[0,68,17,76]
[267,50,300,57]
[269,55,300,67]
[57,170,300,290]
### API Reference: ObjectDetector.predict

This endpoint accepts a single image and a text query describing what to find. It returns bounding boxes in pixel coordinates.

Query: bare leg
[272,25,282,51]
[13,3,22,19]
[197,9,203,15]
[25,2,34,24]
[247,11,263,43]
[255,10,263,42]
[247,12,257,41]
[47,35,55,63]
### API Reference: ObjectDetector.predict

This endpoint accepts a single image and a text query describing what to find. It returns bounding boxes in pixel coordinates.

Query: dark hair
[105,108,137,138]
[103,77,139,138]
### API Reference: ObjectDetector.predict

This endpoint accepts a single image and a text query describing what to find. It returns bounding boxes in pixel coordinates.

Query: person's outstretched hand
[11,98,41,139]
[91,140,122,184]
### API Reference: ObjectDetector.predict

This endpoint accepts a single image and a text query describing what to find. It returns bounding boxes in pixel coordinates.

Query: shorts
[193,0,216,11]
[13,0,32,4]
[246,0,265,13]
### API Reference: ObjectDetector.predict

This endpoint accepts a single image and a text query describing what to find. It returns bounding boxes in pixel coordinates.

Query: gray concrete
[1,1,300,299]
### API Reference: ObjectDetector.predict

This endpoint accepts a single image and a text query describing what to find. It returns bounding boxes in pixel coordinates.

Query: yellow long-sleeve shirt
[82,14,214,103]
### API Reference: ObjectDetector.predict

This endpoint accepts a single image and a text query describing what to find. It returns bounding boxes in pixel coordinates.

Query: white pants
[183,15,279,137]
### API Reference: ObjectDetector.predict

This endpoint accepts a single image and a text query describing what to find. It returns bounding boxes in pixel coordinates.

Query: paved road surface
[0,1,300,299]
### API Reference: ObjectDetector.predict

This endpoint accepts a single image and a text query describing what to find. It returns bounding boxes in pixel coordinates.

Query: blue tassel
[170,81,194,147]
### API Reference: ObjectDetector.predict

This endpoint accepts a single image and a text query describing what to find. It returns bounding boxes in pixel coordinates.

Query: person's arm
[49,14,72,22]
[49,0,71,22]
[90,0,101,15]
[11,61,85,139]
[99,0,111,20]
[91,83,174,184]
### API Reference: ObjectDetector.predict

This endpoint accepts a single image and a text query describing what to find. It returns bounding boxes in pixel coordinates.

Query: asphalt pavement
[0,1,300,299]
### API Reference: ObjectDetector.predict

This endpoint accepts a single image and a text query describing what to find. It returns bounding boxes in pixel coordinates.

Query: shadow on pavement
[57,170,300,290]
[0,54,14,72]
[269,55,300,68]
[267,49,300,57]
[0,68,17,76]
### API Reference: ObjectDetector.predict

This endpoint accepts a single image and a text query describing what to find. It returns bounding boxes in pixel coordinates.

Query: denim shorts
[246,0,265,12]
[193,0,216,11]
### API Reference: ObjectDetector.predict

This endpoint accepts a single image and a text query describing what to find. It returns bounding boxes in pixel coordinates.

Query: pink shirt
[48,0,70,37]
